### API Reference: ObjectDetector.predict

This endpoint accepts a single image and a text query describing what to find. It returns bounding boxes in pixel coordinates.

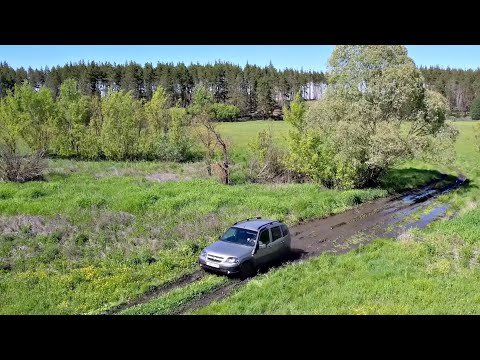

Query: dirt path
[291,175,466,258]
[111,175,467,315]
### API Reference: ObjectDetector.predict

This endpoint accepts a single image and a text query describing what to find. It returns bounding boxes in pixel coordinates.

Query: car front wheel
[239,261,256,280]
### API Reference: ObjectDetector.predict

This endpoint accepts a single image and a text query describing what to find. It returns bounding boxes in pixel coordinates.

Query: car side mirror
[258,242,266,249]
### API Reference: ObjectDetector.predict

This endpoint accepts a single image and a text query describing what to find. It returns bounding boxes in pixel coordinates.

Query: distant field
[216,120,290,161]
[194,121,480,314]
[217,120,290,147]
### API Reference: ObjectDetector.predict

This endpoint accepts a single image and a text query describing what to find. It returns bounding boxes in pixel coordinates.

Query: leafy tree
[283,92,336,185]
[52,79,90,157]
[298,45,455,188]
[101,90,142,160]
[0,86,48,182]
[0,90,25,154]
[80,95,103,159]
[14,81,56,152]
[471,96,480,120]
[144,86,170,135]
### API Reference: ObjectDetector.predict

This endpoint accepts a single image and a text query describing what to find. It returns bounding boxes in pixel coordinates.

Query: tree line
[0,61,325,118]
[420,65,480,115]
[2,61,479,116]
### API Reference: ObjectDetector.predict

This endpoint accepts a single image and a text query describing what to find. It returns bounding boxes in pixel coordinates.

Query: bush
[247,127,292,183]
[212,103,241,122]
[0,148,46,183]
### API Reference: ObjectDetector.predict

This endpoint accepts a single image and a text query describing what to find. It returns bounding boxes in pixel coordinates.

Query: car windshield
[220,227,258,247]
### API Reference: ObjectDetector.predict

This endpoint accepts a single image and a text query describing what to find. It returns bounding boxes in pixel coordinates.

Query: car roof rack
[233,216,262,225]
[257,220,279,231]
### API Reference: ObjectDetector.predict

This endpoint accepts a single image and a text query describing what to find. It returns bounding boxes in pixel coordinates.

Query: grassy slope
[2,120,435,315]
[194,121,480,314]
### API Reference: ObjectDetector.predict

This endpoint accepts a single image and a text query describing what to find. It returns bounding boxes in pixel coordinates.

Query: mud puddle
[291,174,466,258]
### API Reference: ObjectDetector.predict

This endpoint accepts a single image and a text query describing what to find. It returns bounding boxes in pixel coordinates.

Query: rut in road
[104,271,205,315]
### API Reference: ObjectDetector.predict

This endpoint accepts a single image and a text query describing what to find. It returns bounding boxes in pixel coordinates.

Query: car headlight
[225,257,239,264]
[200,250,207,258]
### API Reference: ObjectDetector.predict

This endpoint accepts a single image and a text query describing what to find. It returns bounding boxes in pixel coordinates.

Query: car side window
[271,226,282,242]
[259,229,270,245]
[281,224,289,236]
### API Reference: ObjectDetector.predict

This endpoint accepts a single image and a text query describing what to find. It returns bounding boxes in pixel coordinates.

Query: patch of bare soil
[0,215,74,236]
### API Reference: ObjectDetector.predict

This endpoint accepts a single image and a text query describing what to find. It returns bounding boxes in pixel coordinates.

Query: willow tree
[292,45,456,189]
[101,90,143,160]
[0,83,53,182]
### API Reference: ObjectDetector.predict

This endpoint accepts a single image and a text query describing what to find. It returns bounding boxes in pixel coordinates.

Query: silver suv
[198,217,291,278]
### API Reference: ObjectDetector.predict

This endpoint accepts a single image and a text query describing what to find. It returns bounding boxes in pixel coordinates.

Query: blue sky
[1,45,479,71]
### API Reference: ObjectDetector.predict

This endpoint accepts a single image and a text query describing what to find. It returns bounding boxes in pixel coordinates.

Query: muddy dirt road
[110,175,467,315]
[291,175,466,258]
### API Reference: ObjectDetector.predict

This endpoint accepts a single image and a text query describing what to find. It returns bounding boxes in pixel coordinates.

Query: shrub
[247,127,289,183]
[211,103,241,122]
[0,148,46,183]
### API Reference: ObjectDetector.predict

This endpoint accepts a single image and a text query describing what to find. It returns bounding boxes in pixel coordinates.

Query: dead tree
[202,119,230,185]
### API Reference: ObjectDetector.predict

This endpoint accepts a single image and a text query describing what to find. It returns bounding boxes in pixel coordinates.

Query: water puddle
[402,204,450,231]
[401,188,438,204]
[380,175,466,237]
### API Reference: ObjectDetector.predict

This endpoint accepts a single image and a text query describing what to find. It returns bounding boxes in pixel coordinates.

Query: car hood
[204,241,253,258]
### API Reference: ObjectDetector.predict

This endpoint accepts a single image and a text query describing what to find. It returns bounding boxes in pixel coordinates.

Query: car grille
[206,254,224,262]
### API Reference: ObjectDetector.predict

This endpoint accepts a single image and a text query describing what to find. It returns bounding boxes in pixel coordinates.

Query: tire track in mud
[110,174,467,315]
[173,279,246,314]
[104,270,205,315]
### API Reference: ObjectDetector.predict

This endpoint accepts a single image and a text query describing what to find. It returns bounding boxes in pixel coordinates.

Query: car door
[280,223,291,249]
[253,228,273,265]
[268,225,285,261]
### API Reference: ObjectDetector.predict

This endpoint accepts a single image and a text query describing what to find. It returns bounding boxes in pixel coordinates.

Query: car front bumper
[199,258,241,274]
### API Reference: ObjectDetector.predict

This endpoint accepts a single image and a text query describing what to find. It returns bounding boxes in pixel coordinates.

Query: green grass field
[217,120,290,147]
[194,121,480,314]
[1,119,470,314]
[216,120,291,162]
[3,120,438,314]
